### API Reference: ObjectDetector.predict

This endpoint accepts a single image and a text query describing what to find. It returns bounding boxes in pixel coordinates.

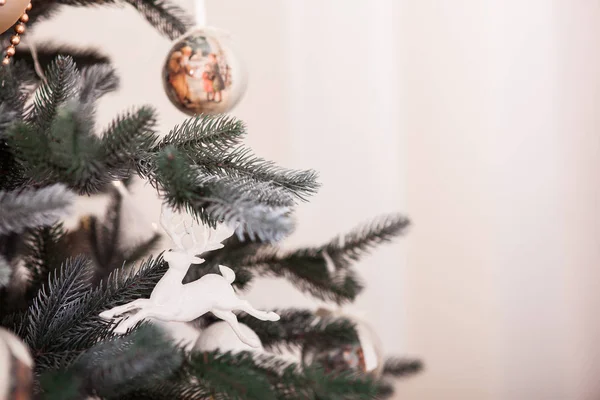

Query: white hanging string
[23,39,46,83]
[194,0,206,27]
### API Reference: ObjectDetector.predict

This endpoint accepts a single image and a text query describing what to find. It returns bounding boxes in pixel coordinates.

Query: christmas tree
[0,1,422,398]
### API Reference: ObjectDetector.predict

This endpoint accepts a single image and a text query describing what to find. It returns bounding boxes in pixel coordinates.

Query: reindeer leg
[112,307,156,333]
[212,309,261,348]
[100,299,152,320]
[234,300,280,322]
[113,306,193,334]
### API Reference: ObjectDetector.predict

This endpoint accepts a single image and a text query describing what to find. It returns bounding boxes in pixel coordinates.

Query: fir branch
[241,246,364,304]
[382,357,423,378]
[183,234,264,284]
[101,106,158,180]
[124,0,193,40]
[5,121,53,182]
[153,146,295,242]
[182,351,278,400]
[0,255,11,288]
[24,255,167,369]
[180,351,382,400]
[0,184,75,235]
[240,215,410,303]
[11,101,112,194]
[48,104,107,193]
[27,56,79,133]
[0,137,26,191]
[156,114,246,154]
[298,363,381,400]
[14,44,111,73]
[375,381,395,399]
[0,60,33,137]
[85,186,161,285]
[25,256,92,362]
[90,188,124,272]
[196,146,320,202]
[323,214,411,269]
[40,324,183,400]
[78,64,120,104]
[23,223,67,302]
[236,309,359,352]
[26,0,191,40]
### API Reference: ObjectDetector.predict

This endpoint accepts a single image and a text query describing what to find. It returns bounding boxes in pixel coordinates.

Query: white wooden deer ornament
[99,205,279,347]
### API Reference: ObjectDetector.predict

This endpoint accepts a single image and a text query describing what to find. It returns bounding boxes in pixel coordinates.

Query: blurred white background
[28,0,600,398]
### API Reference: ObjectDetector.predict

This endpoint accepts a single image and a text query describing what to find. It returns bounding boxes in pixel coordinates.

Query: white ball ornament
[194,321,263,354]
[0,0,29,34]
[0,327,33,400]
[162,27,246,116]
[302,309,384,378]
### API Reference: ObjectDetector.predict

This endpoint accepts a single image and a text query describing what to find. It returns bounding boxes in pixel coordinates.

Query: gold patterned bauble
[0,328,33,400]
[162,27,246,116]
[0,0,29,34]
[302,309,384,378]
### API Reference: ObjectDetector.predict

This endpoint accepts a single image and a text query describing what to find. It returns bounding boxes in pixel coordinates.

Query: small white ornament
[99,205,279,348]
[194,321,263,354]
[0,327,33,400]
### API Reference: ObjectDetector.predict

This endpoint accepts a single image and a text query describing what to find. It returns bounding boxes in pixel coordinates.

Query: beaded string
[1,1,32,65]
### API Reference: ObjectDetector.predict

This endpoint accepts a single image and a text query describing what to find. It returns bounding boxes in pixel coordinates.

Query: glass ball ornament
[0,0,29,34]
[0,328,33,400]
[194,321,263,354]
[162,27,246,116]
[302,309,384,378]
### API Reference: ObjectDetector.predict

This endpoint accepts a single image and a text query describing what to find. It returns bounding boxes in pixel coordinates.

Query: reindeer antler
[160,204,235,254]
[160,204,186,250]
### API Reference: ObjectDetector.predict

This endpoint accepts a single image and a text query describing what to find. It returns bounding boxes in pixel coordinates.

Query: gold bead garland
[1,1,31,65]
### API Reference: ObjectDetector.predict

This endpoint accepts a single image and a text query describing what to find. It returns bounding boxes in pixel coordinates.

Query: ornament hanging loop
[194,0,206,26]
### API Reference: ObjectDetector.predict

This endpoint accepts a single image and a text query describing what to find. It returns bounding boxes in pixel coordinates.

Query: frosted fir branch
[202,178,296,242]
[197,146,321,202]
[156,114,246,154]
[154,146,295,242]
[0,184,75,235]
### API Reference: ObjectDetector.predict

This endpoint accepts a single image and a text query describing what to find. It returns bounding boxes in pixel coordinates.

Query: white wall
[400,1,600,399]
[27,0,600,399]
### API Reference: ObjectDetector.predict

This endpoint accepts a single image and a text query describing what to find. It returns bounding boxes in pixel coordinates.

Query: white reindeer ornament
[99,205,279,347]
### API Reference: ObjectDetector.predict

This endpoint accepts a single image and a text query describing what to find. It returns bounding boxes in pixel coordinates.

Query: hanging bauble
[0,327,33,400]
[0,0,28,34]
[194,321,263,354]
[162,27,246,116]
[302,309,384,378]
